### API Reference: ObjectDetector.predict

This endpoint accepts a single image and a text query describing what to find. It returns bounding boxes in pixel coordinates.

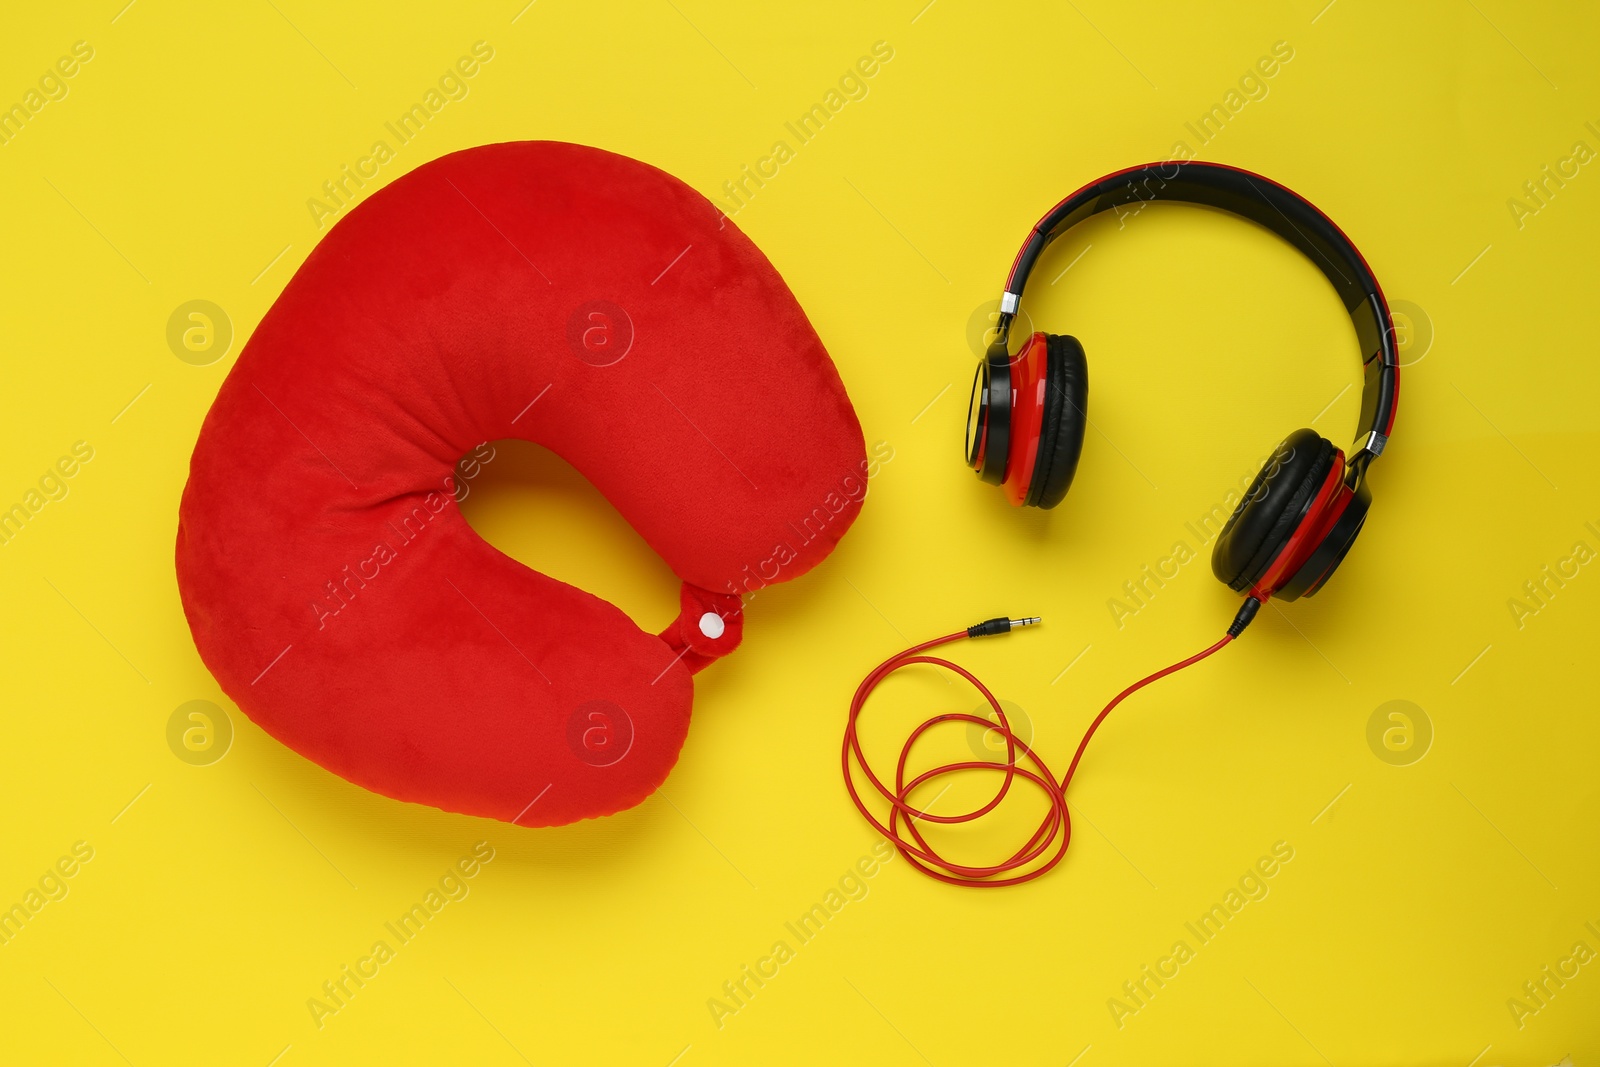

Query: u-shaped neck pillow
[176,141,867,826]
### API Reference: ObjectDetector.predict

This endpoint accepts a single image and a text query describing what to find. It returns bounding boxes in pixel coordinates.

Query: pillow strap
[657,583,745,674]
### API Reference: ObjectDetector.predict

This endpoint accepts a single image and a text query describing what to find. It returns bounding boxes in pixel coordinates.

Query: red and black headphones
[966,159,1399,603]
[842,162,1403,888]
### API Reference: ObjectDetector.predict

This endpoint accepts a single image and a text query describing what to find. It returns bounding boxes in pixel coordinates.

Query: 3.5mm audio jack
[966,616,1041,637]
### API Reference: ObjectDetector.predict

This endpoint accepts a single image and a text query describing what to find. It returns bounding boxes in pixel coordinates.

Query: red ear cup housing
[1000,333,1050,505]
[1210,428,1359,599]
[1024,334,1088,509]
[1277,477,1368,600]
[969,333,1087,509]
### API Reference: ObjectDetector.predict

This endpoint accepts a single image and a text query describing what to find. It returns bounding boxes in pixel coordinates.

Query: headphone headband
[994,161,1399,473]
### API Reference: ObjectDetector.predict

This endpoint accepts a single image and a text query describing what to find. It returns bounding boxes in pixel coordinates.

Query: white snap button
[698,612,725,639]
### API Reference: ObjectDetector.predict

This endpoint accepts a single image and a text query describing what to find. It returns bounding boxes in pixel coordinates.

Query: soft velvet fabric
[176,141,866,826]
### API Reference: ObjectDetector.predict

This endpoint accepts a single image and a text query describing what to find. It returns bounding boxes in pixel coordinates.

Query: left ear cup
[1211,428,1338,594]
[1025,333,1088,509]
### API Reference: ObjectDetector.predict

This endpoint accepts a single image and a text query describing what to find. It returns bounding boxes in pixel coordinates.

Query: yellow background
[2,1,1597,1063]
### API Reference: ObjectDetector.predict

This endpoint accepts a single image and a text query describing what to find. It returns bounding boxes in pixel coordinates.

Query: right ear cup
[1211,428,1337,593]
[1024,334,1088,509]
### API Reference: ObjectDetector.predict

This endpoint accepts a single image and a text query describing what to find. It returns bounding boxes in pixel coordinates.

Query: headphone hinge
[1344,440,1380,488]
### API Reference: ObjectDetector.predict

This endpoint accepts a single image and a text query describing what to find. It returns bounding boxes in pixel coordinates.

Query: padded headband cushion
[1026,334,1088,509]
[176,141,867,827]
[1211,428,1335,592]
[1006,162,1399,449]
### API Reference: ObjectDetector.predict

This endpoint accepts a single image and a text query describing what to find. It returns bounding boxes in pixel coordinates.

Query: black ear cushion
[1210,428,1336,592]
[1026,334,1088,509]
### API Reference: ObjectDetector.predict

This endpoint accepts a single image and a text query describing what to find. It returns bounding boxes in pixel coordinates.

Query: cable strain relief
[1227,597,1262,638]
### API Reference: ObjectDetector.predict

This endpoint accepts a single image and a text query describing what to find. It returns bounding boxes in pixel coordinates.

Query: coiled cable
[841,600,1259,887]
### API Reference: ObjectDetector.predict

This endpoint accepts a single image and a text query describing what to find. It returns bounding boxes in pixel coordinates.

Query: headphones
[965,160,1400,603]
[844,162,1402,886]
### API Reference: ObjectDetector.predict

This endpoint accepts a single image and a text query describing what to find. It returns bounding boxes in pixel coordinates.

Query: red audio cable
[841,600,1261,888]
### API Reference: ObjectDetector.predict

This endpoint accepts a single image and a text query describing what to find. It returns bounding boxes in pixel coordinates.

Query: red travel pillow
[176,141,866,826]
